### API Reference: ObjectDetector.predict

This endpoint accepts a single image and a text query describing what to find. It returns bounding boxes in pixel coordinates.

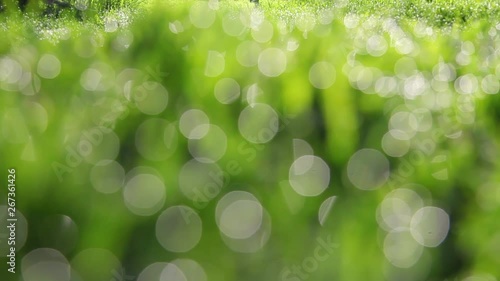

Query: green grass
[1,1,500,281]
[2,0,500,28]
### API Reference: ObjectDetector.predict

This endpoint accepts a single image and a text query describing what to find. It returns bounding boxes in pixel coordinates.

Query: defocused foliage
[0,1,500,281]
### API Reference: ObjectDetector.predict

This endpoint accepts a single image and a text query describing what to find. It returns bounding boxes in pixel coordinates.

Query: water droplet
[138,262,170,281]
[366,35,388,57]
[347,148,390,190]
[236,41,262,67]
[188,124,227,163]
[293,139,314,160]
[190,1,216,29]
[123,173,165,216]
[383,229,423,268]
[205,51,225,77]
[481,74,499,94]
[238,103,279,144]
[156,206,202,253]
[389,111,418,140]
[381,132,410,157]
[179,109,210,139]
[222,12,246,37]
[251,20,274,43]
[37,54,61,79]
[39,215,78,254]
[377,188,424,231]
[309,61,336,89]
[410,206,449,247]
[258,48,287,77]
[80,63,115,92]
[455,74,478,95]
[217,196,263,239]
[22,248,70,281]
[216,191,271,253]
[318,196,337,226]
[289,155,330,196]
[71,248,121,281]
[172,259,207,281]
[0,56,23,86]
[160,263,188,281]
[214,78,240,104]
[133,82,169,115]
[169,21,184,34]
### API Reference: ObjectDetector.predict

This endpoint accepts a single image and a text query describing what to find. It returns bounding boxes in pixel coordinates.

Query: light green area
[0,1,499,281]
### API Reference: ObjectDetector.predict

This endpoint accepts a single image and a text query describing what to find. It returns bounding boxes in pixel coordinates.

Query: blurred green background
[1,0,500,281]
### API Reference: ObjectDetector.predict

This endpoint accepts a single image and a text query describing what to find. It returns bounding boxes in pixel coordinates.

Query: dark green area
[0,1,500,281]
